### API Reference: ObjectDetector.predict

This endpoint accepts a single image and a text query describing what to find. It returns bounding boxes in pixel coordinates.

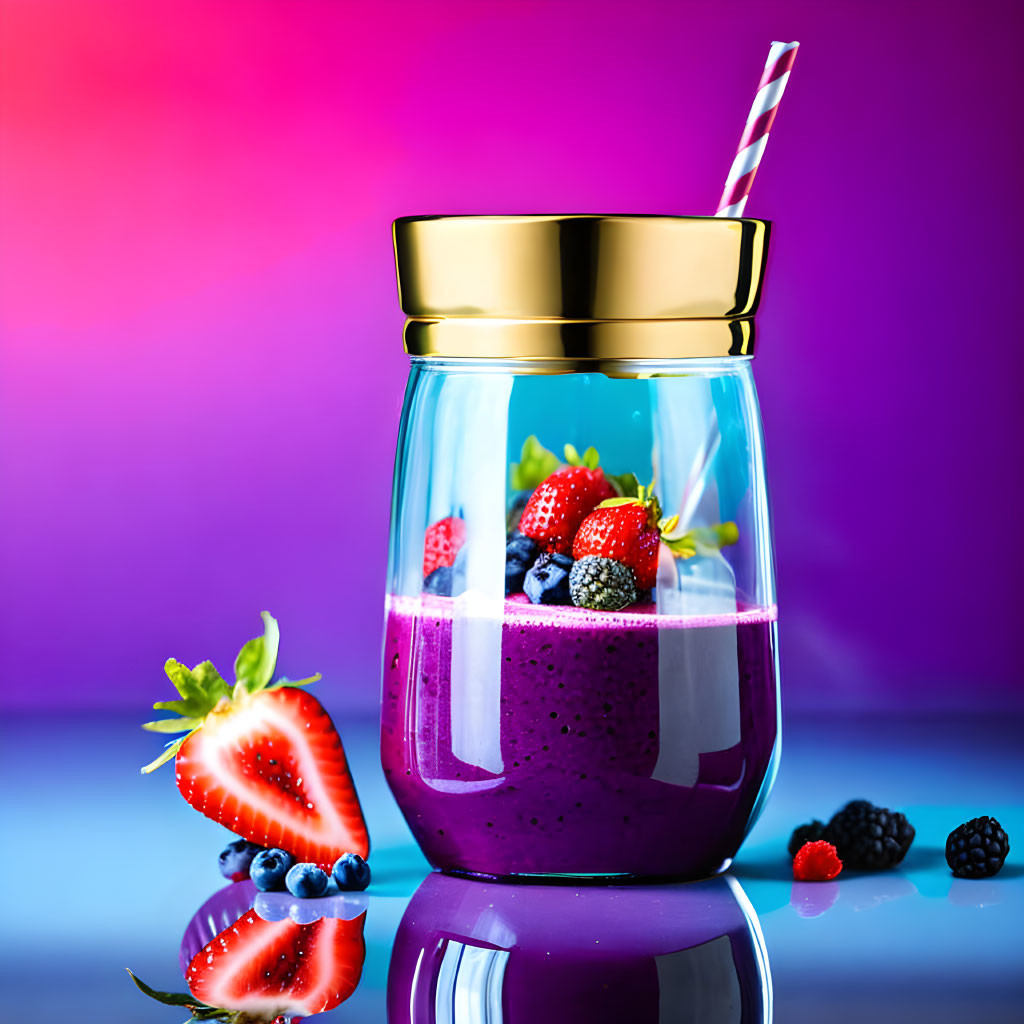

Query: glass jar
[381,215,779,881]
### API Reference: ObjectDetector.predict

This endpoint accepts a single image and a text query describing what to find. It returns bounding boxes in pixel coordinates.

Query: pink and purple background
[2,0,1021,715]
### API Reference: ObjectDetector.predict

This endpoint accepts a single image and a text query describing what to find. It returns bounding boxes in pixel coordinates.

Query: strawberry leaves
[234,611,280,696]
[608,472,640,499]
[126,969,249,1023]
[661,521,740,560]
[142,612,320,775]
[563,443,600,470]
[510,435,560,490]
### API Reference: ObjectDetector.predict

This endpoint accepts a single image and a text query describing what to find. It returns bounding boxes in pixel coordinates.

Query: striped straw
[716,40,800,218]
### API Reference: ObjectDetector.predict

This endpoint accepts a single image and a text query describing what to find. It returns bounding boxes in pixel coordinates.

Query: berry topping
[572,494,661,590]
[792,840,843,882]
[505,532,539,595]
[141,613,369,871]
[333,852,372,892]
[568,556,638,611]
[517,445,616,555]
[219,838,264,882]
[825,800,915,871]
[945,816,1010,879]
[573,486,739,592]
[787,820,828,858]
[285,863,330,899]
[250,848,294,892]
[523,552,574,605]
[423,516,466,578]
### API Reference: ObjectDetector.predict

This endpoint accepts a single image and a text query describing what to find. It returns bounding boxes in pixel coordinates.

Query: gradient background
[2,0,1022,716]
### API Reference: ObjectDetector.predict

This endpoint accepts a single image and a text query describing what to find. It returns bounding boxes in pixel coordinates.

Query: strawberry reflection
[131,880,366,1023]
[387,873,771,1024]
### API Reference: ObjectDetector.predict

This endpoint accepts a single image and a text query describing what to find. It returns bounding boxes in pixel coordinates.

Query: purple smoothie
[381,593,778,880]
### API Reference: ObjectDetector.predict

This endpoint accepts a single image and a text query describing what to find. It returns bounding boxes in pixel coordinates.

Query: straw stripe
[723,135,768,188]
[720,169,757,211]
[715,40,799,218]
[757,42,799,88]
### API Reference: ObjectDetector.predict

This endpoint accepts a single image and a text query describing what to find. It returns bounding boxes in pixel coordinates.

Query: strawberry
[142,613,369,871]
[517,445,616,555]
[186,909,366,1019]
[573,487,741,591]
[572,496,663,590]
[129,888,366,1022]
[423,516,466,577]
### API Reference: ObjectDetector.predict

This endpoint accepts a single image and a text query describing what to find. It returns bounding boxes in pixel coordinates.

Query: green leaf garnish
[510,435,560,491]
[564,443,600,470]
[662,521,740,560]
[608,472,640,499]
[233,611,280,694]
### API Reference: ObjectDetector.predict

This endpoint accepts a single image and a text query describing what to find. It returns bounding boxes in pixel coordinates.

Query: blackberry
[523,552,574,605]
[825,800,915,871]
[569,556,637,611]
[787,820,828,859]
[945,816,1010,879]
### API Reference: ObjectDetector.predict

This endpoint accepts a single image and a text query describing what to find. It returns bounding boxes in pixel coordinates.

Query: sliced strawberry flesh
[186,910,366,1017]
[177,687,369,869]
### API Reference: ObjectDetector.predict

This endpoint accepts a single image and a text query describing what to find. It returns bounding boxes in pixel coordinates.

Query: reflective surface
[388,873,770,1023]
[4,711,1023,1021]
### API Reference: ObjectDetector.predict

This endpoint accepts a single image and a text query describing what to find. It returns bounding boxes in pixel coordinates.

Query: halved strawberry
[185,909,366,1019]
[573,487,740,591]
[423,516,466,577]
[517,445,616,555]
[142,613,369,870]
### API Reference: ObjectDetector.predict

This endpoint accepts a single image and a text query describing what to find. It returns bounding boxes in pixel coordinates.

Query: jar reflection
[387,872,771,1023]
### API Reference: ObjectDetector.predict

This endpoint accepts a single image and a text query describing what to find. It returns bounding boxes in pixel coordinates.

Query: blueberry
[423,566,453,595]
[506,531,538,564]
[249,848,294,892]
[505,532,539,595]
[332,852,371,892]
[218,838,264,882]
[524,553,574,605]
[284,862,330,899]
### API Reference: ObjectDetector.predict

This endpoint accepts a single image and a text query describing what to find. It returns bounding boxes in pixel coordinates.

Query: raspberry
[792,840,843,882]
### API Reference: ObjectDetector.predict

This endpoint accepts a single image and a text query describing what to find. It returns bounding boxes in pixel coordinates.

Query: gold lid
[392,214,770,364]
